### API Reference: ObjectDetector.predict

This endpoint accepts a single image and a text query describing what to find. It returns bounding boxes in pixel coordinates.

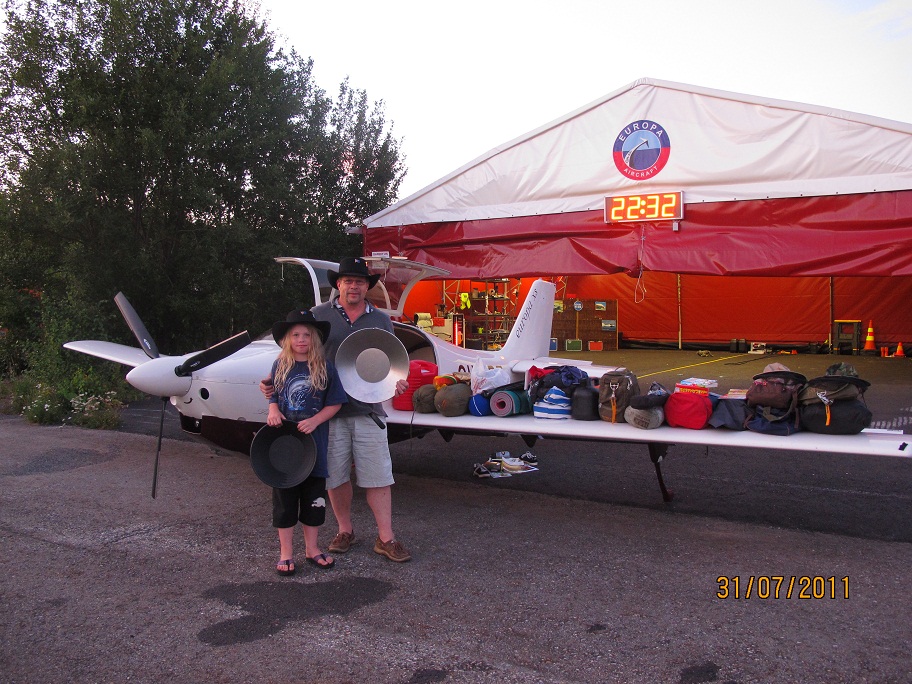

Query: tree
[0,0,404,374]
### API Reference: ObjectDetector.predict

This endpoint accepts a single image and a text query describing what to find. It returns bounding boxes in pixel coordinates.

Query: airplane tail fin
[499,279,556,360]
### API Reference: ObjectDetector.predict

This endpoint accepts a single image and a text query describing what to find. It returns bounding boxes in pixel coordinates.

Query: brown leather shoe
[373,537,411,562]
[328,530,355,553]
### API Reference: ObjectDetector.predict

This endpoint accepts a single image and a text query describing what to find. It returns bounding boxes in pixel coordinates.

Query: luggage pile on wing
[405,358,873,436]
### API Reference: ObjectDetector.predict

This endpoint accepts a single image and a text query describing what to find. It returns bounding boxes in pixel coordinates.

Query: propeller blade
[151,398,166,499]
[114,292,160,359]
[175,331,251,377]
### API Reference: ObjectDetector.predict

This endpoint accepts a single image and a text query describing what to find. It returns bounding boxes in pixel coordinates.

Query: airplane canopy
[362,78,912,278]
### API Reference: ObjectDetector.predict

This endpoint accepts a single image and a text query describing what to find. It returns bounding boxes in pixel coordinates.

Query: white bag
[470,358,513,394]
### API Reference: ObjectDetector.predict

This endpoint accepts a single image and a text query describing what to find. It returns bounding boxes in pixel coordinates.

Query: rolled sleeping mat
[489,389,532,416]
[489,390,517,416]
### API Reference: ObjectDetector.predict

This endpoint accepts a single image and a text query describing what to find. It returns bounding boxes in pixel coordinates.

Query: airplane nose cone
[126,357,192,397]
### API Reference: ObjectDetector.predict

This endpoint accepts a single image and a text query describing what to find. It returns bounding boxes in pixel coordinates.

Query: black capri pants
[272,476,328,528]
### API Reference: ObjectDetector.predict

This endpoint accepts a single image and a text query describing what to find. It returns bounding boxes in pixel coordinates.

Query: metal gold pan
[250,422,317,488]
[336,328,409,403]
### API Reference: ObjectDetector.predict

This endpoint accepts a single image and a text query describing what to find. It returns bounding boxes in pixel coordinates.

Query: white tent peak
[365,77,912,230]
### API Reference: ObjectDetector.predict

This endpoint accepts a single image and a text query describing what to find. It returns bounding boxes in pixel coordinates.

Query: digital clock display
[604,191,683,223]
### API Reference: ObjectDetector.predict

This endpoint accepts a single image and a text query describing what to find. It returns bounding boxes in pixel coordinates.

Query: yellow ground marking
[638,354,745,379]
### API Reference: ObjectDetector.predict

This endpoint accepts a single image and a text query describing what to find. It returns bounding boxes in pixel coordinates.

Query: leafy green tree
[0,0,404,377]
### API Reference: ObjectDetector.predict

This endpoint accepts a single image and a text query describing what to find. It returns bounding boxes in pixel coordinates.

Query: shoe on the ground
[473,463,491,478]
[494,450,510,460]
[501,456,526,471]
[328,530,355,553]
[374,537,412,562]
[482,459,502,472]
[519,451,538,464]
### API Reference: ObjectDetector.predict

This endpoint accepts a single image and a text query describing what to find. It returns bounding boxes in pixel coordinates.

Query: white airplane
[64,255,603,446]
[65,256,908,501]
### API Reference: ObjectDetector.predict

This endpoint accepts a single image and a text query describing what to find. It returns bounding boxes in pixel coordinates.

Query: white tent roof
[365,78,912,229]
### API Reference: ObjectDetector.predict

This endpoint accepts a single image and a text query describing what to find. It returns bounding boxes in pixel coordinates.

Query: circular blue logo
[613,120,671,180]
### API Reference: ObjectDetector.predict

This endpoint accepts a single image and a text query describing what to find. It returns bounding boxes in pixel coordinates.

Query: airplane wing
[63,341,152,368]
[384,405,909,458]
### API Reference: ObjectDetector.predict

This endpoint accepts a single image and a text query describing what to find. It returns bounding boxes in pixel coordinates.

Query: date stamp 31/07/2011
[716,576,849,600]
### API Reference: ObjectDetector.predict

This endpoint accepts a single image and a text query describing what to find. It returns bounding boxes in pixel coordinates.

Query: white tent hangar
[361,78,912,347]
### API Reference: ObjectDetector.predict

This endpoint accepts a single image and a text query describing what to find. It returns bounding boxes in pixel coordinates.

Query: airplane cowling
[126,357,193,397]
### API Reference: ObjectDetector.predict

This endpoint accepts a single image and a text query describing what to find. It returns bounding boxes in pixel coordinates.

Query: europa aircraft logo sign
[613,120,671,180]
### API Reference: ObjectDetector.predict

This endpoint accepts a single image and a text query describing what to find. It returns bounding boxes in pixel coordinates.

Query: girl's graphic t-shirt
[269,360,346,478]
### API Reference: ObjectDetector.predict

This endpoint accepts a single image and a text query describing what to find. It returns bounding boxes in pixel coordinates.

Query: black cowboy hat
[327,257,381,290]
[271,309,331,345]
[250,421,317,488]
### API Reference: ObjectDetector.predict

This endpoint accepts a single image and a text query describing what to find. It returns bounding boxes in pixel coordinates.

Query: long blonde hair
[273,324,328,393]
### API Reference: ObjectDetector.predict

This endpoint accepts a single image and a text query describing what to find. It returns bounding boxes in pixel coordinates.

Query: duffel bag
[598,369,640,423]
[744,405,801,436]
[664,392,712,430]
[746,364,806,410]
[799,399,872,435]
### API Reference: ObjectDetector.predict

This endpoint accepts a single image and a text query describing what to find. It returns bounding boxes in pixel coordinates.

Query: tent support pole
[677,273,682,350]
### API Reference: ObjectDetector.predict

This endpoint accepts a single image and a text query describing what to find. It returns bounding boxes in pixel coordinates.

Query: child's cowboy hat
[271,309,331,345]
[327,257,381,290]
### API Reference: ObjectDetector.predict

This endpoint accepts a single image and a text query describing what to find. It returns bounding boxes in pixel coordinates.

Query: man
[265,257,411,562]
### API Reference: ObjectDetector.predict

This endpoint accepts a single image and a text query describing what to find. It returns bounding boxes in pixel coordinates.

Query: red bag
[664,392,713,429]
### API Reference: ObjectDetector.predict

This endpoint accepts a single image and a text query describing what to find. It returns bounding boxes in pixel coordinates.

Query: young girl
[267,309,346,576]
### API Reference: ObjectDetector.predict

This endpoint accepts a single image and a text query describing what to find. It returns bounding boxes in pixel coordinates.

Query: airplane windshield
[274,256,450,318]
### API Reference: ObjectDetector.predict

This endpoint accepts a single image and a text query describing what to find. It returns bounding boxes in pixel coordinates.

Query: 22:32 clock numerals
[605,191,683,223]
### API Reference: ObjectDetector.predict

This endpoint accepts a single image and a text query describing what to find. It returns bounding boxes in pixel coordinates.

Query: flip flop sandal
[473,463,491,478]
[276,559,296,576]
[482,459,502,472]
[306,553,335,570]
[519,451,538,464]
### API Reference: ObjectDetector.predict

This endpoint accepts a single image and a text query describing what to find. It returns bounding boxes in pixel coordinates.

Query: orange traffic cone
[861,320,877,355]
[895,341,906,358]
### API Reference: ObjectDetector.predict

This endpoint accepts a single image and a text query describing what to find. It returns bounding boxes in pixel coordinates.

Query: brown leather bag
[746,378,801,411]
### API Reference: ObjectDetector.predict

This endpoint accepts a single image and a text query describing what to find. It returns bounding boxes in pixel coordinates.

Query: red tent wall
[365,191,912,280]
[404,275,912,346]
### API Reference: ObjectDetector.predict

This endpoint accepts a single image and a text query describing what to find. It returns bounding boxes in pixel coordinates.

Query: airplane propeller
[113,292,251,498]
[114,292,160,359]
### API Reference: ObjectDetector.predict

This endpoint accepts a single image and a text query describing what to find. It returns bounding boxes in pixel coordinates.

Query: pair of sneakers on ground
[329,529,411,563]
[474,450,537,477]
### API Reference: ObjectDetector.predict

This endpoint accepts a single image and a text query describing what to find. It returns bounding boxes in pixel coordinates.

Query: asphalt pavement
[2,350,911,683]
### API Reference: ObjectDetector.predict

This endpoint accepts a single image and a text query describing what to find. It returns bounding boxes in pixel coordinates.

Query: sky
[257,0,912,201]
